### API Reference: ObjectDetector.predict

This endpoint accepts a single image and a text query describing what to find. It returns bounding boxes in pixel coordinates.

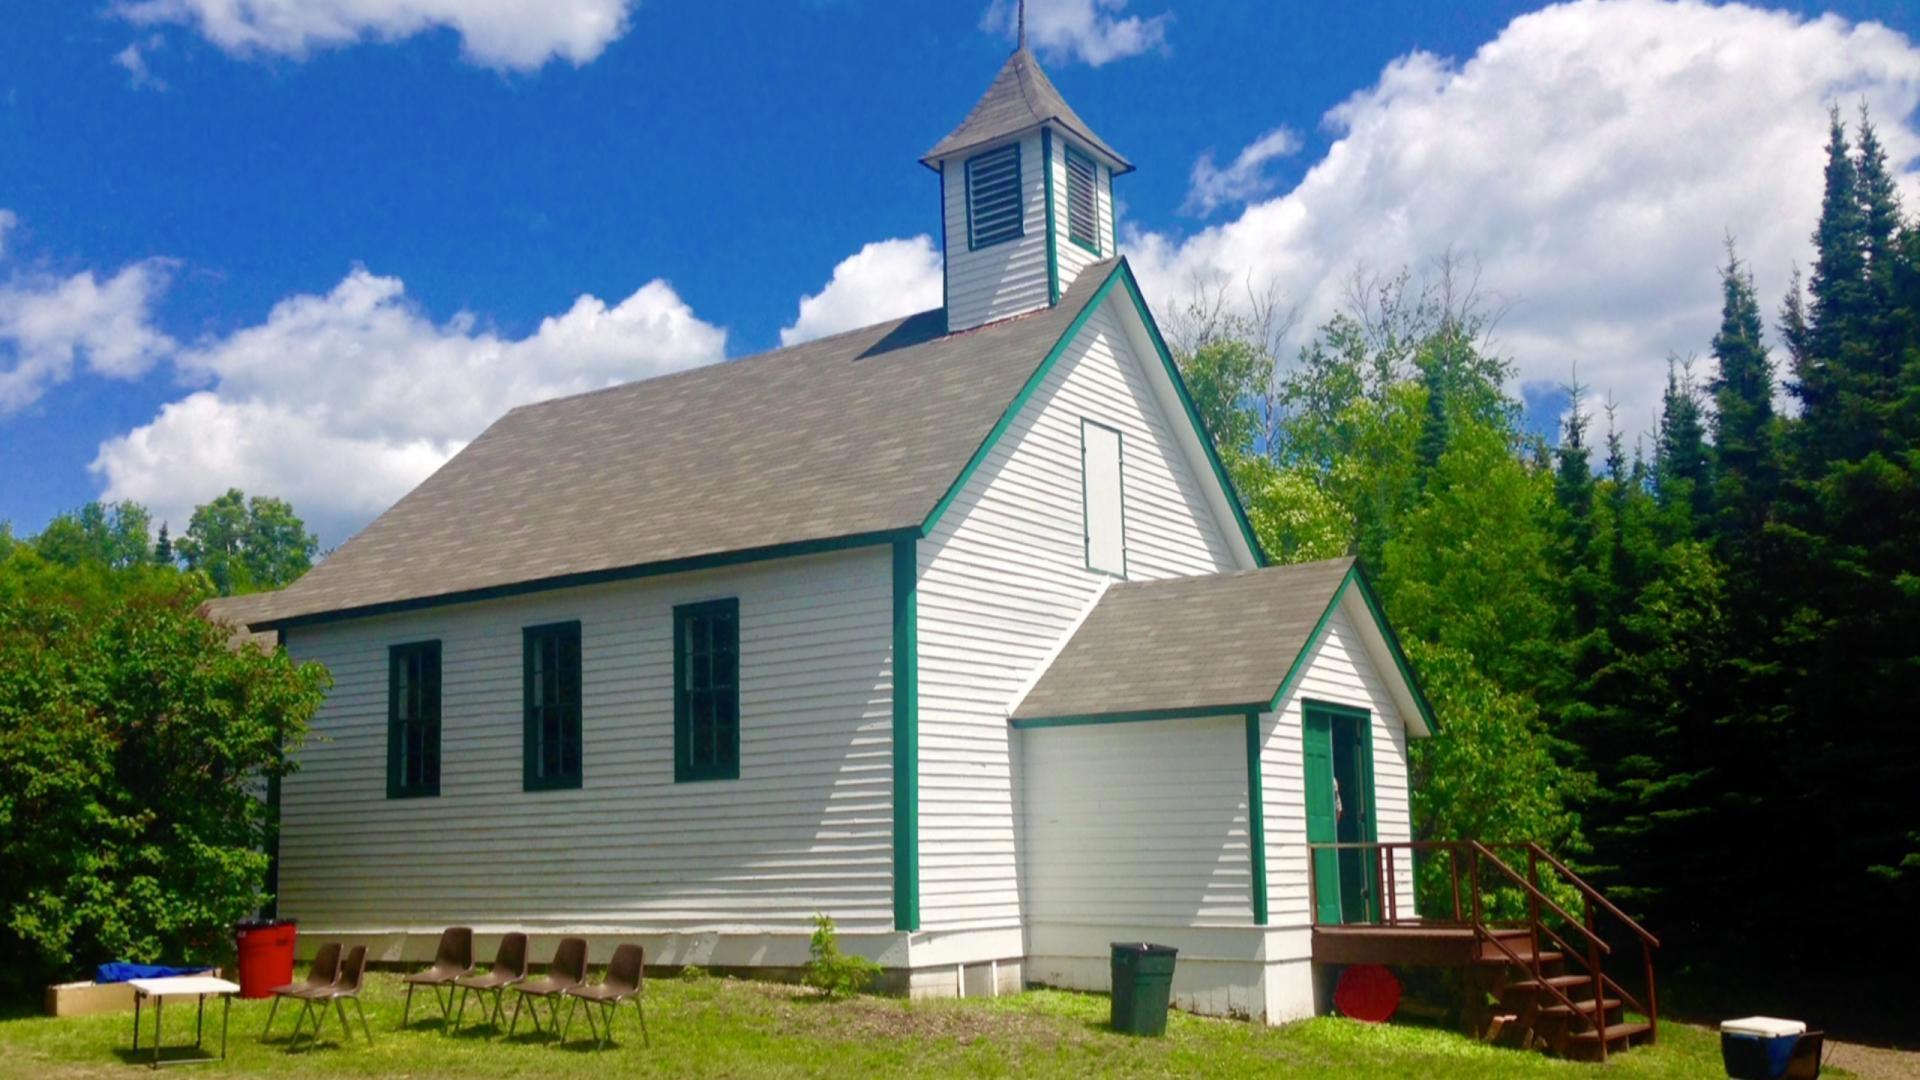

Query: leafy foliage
[803,913,880,999]
[176,488,319,596]
[0,549,330,991]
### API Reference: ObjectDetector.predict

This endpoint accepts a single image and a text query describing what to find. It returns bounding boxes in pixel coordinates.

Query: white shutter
[1082,420,1125,576]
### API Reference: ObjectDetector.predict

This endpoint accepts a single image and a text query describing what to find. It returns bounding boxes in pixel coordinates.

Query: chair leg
[597,1003,611,1052]
[287,999,311,1051]
[453,986,468,1033]
[263,994,281,1039]
[545,995,562,1043]
[354,997,373,1044]
[402,983,414,1027]
[560,996,578,1045]
[508,993,524,1038]
[637,997,650,1048]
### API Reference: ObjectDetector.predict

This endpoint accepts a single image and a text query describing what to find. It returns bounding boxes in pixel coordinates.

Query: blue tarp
[94,962,212,984]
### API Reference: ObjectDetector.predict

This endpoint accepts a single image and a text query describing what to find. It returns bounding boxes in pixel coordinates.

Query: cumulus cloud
[114,0,635,70]
[1181,127,1301,217]
[0,260,177,413]
[93,268,726,541]
[1127,0,1920,438]
[982,0,1169,67]
[779,236,944,347]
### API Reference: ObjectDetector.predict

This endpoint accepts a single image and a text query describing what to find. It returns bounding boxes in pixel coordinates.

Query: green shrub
[679,964,710,981]
[0,550,330,992]
[803,913,880,999]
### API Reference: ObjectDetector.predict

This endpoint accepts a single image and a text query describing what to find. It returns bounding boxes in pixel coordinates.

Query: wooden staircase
[1308,840,1661,1064]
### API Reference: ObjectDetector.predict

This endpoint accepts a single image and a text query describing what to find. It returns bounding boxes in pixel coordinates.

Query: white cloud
[982,0,1169,67]
[1182,126,1301,217]
[114,36,168,90]
[779,235,944,347]
[93,268,726,541]
[114,0,635,71]
[0,210,17,258]
[1126,0,1920,439]
[0,260,177,413]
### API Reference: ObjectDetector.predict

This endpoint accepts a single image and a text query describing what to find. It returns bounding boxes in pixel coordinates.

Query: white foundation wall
[277,547,897,951]
[1260,596,1418,929]
[915,294,1245,940]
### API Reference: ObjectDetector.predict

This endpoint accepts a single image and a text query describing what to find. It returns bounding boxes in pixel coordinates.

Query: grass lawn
[0,971,1831,1078]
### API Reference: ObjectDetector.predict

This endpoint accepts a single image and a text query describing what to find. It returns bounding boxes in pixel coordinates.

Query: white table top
[128,976,240,997]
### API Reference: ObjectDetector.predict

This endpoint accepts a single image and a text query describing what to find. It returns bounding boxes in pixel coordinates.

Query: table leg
[133,992,142,1052]
[195,994,205,1048]
[153,994,163,1070]
[220,996,230,1060]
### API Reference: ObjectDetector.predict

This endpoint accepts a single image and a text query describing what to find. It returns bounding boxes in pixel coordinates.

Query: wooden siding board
[917,292,1243,934]
[277,548,895,936]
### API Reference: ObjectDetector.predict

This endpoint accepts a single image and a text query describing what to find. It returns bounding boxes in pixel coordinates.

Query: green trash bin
[1110,942,1178,1036]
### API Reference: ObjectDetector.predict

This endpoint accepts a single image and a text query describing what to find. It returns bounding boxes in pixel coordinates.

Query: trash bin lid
[1721,1016,1806,1038]
[1110,942,1179,957]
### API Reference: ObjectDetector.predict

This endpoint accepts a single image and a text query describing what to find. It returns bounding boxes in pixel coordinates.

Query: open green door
[1303,709,1343,923]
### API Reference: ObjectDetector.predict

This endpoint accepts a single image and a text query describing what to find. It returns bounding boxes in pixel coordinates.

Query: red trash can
[234,919,297,999]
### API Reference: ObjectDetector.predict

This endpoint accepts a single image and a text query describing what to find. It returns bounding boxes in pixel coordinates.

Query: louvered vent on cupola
[966,144,1024,249]
[924,47,1132,334]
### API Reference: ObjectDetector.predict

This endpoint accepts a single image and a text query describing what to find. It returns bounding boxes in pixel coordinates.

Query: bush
[803,913,880,999]
[679,964,710,981]
[0,551,330,993]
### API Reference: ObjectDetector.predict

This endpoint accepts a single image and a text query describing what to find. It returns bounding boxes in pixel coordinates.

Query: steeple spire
[1017,0,1026,51]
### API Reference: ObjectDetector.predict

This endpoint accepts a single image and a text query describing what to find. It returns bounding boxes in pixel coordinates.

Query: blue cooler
[1720,1016,1813,1080]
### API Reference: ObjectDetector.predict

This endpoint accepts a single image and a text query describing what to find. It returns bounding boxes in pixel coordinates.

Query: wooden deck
[1312,922,1533,967]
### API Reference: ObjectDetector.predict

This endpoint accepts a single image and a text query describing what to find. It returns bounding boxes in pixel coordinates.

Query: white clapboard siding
[1048,136,1112,296]
[943,132,1050,333]
[277,548,895,935]
[1259,599,1417,933]
[917,294,1242,932]
[1024,716,1254,926]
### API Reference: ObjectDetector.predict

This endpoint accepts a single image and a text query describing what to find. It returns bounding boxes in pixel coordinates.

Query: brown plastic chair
[452,932,528,1035]
[561,943,648,1050]
[401,927,473,1028]
[507,937,588,1042]
[287,944,371,1049]
[262,941,339,1039]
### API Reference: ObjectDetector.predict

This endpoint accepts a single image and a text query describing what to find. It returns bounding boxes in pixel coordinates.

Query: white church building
[219,41,1435,1025]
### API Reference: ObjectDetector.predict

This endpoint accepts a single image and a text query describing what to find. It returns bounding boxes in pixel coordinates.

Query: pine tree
[1553,378,1598,639]
[1798,107,1870,464]
[1707,240,1778,560]
[153,523,173,566]
[1654,360,1711,536]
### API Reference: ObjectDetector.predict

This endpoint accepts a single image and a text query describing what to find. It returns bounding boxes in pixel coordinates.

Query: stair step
[1476,950,1564,967]
[1507,974,1591,993]
[1541,997,1621,1017]
[1569,1021,1653,1045]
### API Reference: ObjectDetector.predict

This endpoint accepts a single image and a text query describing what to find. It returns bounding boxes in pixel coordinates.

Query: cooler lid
[1721,1016,1807,1037]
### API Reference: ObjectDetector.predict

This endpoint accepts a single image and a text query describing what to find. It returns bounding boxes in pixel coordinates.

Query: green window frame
[674,598,740,783]
[1065,145,1100,255]
[965,143,1024,250]
[387,640,441,799]
[522,621,583,791]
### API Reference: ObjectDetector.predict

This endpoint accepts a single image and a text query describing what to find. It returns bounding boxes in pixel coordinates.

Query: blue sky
[3,0,1918,544]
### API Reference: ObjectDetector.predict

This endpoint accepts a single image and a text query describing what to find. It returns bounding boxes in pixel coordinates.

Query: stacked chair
[401,926,473,1027]
[286,944,372,1049]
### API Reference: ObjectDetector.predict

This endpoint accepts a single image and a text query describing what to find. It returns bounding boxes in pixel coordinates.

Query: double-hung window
[387,640,441,798]
[965,143,1024,250]
[523,621,583,790]
[675,598,740,782]
[1065,146,1100,254]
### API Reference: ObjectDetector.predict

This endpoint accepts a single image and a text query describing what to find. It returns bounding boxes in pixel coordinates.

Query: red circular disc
[1334,964,1401,1023]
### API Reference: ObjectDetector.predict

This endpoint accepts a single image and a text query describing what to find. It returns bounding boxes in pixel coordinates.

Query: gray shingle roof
[245,260,1123,627]
[923,48,1132,172]
[1013,558,1358,720]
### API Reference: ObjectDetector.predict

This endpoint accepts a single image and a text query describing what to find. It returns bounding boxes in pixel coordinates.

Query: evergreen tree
[152,523,173,567]
[1707,241,1778,560]
[1797,107,1870,463]
[1654,360,1711,535]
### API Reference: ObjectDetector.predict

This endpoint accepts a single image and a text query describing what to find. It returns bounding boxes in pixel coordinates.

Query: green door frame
[1303,699,1378,924]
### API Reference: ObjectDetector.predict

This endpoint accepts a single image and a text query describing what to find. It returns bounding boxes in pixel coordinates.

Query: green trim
[1079,418,1127,578]
[1064,144,1100,256]
[921,265,1127,536]
[1011,703,1267,730]
[891,538,920,932]
[964,142,1024,252]
[385,639,442,799]
[522,620,584,792]
[938,161,950,336]
[1268,570,1351,713]
[1042,128,1060,305]
[1244,710,1269,925]
[1348,567,1440,733]
[1111,266,1268,567]
[673,597,741,783]
[257,529,914,631]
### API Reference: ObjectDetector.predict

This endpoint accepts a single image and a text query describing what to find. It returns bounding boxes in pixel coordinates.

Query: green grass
[0,972,1816,1078]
